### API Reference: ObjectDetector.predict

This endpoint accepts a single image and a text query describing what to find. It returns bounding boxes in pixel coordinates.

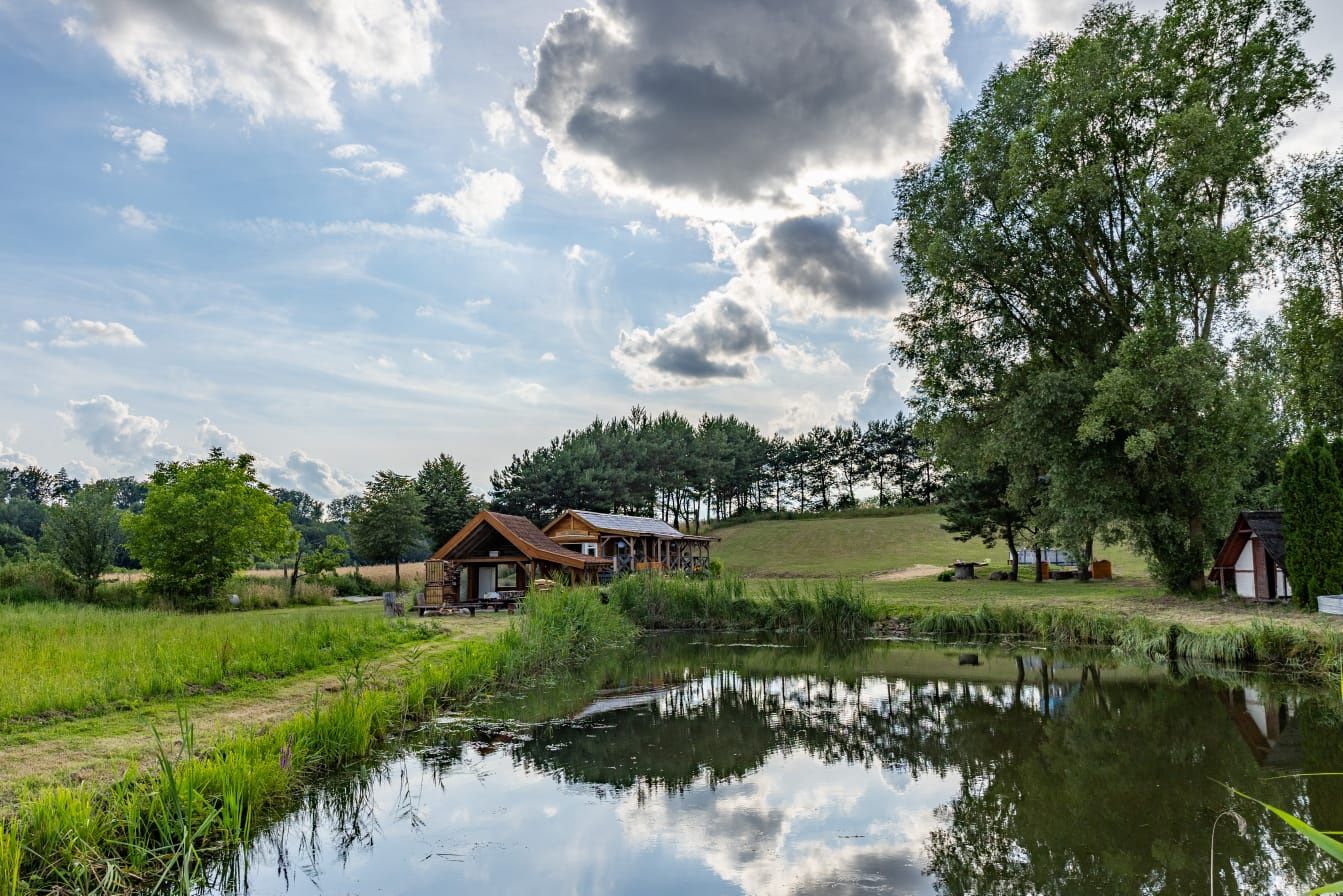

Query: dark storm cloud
[523,0,954,216]
[613,293,775,387]
[746,215,901,314]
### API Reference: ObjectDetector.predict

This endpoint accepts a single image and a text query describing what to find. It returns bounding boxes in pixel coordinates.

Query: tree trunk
[289,544,303,601]
[1078,536,1094,583]
[1034,545,1044,583]
[394,558,401,593]
[1187,517,1207,592]
[1006,527,1018,582]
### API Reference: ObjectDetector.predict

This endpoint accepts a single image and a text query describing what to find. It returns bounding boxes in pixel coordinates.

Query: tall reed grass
[3,588,634,894]
[0,604,430,723]
[609,573,877,638]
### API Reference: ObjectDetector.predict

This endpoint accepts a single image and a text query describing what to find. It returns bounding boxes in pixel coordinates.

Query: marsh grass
[4,588,634,894]
[610,573,877,638]
[0,604,432,724]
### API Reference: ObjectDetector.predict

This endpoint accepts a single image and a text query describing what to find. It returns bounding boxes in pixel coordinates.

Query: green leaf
[1308,881,1343,896]
[1235,788,1343,864]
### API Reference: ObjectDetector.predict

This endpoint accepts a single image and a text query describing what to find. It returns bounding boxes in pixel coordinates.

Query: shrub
[329,572,380,597]
[0,558,78,604]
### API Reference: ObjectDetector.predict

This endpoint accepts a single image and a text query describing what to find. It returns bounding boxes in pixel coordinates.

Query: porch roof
[431,510,605,569]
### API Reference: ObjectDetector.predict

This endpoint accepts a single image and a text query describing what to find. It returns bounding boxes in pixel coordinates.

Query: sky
[0,0,1339,499]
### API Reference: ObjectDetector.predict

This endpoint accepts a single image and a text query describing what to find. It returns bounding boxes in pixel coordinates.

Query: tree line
[897,0,1343,593]
[490,409,935,529]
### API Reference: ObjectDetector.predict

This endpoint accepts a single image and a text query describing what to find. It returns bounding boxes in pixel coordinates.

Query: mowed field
[711,509,1147,579]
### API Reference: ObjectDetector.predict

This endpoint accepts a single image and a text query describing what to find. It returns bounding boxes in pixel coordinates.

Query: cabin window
[497,564,518,589]
[581,542,597,557]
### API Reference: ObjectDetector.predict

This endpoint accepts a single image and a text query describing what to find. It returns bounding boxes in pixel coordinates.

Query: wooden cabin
[421,510,610,613]
[1210,511,1291,601]
[542,509,716,575]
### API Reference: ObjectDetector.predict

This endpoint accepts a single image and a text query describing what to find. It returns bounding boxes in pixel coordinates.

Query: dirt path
[0,614,511,799]
[870,564,945,582]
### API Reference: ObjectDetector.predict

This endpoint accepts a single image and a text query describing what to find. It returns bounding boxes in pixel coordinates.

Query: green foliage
[608,573,877,638]
[328,571,379,597]
[41,484,123,600]
[1282,429,1343,606]
[0,603,430,723]
[416,453,483,548]
[5,589,633,890]
[892,0,1330,594]
[122,454,295,609]
[299,535,349,580]
[348,471,426,591]
[0,557,78,603]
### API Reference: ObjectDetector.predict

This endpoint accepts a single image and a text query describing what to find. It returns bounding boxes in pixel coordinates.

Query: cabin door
[478,566,496,598]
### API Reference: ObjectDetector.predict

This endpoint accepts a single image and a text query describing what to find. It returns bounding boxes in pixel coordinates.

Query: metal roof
[569,510,685,538]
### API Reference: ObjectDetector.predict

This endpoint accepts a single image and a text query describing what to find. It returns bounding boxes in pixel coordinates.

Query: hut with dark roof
[1210,511,1291,601]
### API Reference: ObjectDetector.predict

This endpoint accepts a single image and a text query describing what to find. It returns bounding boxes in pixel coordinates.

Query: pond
[202,636,1343,895]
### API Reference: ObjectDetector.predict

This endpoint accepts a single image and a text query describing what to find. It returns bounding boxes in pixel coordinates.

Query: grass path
[0,613,511,799]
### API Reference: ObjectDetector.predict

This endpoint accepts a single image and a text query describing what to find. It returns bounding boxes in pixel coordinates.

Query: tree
[940,466,1031,580]
[122,453,295,608]
[892,0,1329,592]
[1280,153,1343,437]
[42,484,122,600]
[416,453,482,548]
[348,471,426,592]
[1282,429,1343,607]
[300,535,350,580]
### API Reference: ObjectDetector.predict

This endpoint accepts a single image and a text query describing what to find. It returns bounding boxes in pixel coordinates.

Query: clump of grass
[609,573,876,637]
[0,604,433,724]
[4,587,635,893]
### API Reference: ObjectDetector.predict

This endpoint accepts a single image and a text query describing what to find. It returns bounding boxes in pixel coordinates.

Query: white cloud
[60,460,102,484]
[65,0,442,132]
[413,348,434,362]
[564,244,595,264]
[838,364,910,423]
[100,162,112,173]
[414,305,435,318]
[196,417,246,455]
[508,381,547,404]
[107,124,167,161]
[538,351,557,362]
[352,305,379,320]
[330,143,377,159]
[356,159,406,179]
[412,169,524,235]
[465,297,492,308]
[49,318,144,349]
[0,439,38,468]
[481,101,521,144]
[612,290,775,390]
[20,320,41,334]
[773,342,848,375]
[119,204,158,231]
[624,220,659,238]
[61,394,181,471]
[195,418,358,500]
[261,451,362,500]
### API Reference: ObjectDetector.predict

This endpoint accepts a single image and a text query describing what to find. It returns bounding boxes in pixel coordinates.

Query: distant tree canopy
[348,471,427,591]
[893,0,1330,592]
[42,484,123,600]
[122,452,294,608]
[489,408,934,528]
[417,453,483,548]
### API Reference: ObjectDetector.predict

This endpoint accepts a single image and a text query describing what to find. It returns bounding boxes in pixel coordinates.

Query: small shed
[1210,511,1291,601]
[542,509,716,575]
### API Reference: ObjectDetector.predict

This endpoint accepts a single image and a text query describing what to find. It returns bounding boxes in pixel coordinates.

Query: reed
[3,587,634,894]
[609,573,877,637]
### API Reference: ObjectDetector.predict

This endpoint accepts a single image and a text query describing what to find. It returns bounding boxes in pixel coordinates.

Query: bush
[937,570,954,582]
[0,558,78,603]
[329,572,380,597]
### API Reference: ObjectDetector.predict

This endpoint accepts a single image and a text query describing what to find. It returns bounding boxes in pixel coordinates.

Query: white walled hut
[1210,511,1291,601]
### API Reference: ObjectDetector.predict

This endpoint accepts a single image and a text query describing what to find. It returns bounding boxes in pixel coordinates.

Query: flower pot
[1317,595,1343,615]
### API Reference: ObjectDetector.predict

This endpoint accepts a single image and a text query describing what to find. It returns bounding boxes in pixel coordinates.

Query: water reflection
[198,638,1343,896]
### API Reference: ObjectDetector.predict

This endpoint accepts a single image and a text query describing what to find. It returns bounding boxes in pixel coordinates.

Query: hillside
[710,509,1145,579]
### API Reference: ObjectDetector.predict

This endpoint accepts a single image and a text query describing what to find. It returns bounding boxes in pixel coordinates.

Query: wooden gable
[543,510,599,541]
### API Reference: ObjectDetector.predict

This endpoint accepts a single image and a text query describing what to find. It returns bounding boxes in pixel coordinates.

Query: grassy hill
[710,508,1146,579]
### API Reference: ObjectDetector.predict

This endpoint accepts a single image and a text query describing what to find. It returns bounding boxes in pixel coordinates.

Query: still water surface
[205,637,1343,895]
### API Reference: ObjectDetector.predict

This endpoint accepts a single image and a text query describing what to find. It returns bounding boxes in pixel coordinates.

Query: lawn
[712,508,1146,579]
[0,602,434,724]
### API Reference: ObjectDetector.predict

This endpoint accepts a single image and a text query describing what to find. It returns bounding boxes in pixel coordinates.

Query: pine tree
[1283,429,1343,608]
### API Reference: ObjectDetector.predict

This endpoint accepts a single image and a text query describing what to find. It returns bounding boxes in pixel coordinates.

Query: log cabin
[1210,511,1291,601]
[419,508,716,613]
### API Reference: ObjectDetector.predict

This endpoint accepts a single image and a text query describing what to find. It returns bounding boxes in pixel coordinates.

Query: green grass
[711,507,1146,578]
[3,588,635,894]
[0,604,433,724]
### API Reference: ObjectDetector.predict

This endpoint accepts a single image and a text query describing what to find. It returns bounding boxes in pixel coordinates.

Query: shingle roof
[432,510,606,568]
[1244,510,1286,565]
[569,510,684,538]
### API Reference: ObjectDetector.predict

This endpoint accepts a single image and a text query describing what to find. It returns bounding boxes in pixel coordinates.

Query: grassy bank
[1,588,634,894]
[0,604,433,725]
[711,508,1146,578]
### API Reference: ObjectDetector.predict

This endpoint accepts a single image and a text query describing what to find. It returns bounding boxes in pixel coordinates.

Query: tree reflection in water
[201,638,1343,896]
